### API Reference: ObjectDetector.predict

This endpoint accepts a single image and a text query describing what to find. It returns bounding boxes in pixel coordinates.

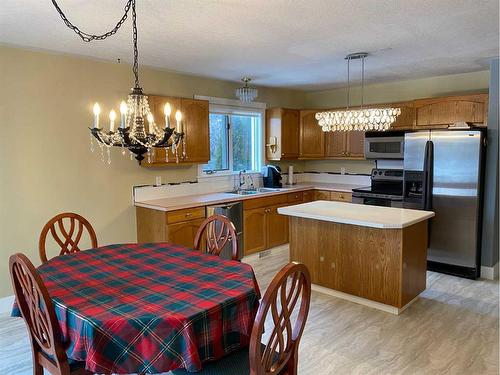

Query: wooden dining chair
[173,262,312,375]
[193,214,239,261]
[39,212,98,263]
[9,253,89,375]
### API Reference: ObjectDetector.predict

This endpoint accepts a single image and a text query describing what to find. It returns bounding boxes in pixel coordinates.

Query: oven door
[365,137,404,159]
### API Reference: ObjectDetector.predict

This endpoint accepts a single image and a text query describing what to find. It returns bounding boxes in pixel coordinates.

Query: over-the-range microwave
[365,131,405,159]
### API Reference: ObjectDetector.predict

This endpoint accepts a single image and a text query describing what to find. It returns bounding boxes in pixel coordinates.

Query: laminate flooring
[1,245,498,374]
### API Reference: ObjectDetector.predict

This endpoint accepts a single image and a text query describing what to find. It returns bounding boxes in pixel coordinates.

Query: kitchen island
[278,201,435,314]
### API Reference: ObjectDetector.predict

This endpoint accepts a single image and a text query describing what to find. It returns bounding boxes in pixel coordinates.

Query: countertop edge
[277,205,435,229]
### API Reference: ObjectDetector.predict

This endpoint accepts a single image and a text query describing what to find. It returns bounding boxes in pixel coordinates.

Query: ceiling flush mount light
[315,53,401,132]
[235,77,258,102]
[51,0,185,164]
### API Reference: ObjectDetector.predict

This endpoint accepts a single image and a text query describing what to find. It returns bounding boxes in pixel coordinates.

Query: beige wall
[304,70,489,109]
[0,46,305,297]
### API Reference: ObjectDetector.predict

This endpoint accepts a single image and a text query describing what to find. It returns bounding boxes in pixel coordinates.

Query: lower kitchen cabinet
[136,206,206,248]
[167,218,206,248]
[267,205,289,248]
[243,207,267,255]
[315,190,352,202]
[243,204,289,255]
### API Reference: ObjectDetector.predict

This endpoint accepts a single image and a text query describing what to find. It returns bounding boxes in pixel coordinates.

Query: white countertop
[278,201,435,229]
[134,182,366,212]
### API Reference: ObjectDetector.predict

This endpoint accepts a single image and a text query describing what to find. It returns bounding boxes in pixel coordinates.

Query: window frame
[196,96,266,176]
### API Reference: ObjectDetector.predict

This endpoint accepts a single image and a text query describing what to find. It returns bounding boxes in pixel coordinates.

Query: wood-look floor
[1,245,498,374]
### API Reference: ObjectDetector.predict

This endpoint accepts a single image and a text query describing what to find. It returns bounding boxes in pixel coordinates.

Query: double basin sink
[226,187,289,196]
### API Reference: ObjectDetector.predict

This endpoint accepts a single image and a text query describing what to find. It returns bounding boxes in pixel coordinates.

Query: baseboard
[0,295,15,314]
[481,263,499,280]
[311,284,418,315]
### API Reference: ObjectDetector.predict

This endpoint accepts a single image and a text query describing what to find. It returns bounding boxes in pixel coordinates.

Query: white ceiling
[1,0,498,90]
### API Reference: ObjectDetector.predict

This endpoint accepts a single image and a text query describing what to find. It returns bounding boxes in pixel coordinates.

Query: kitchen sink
[226,189,259,195]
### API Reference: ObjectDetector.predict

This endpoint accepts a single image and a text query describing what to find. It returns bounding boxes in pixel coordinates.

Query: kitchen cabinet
[388,101,415,130]
[314,190,352,202]
[142,96,210,166]
[136,206,206,248]
[267,205,289,248]
[324,131,365,159]
[299,110,325,159]
[243,207,267,255]
[303,190,315,202]
[266,108,300,160]
[415,94,488,129]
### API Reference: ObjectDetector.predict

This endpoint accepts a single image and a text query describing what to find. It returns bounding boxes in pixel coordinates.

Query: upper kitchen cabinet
[387,101,415,130]
[299,110,325,159]
[414,94,488,129]
[325,131,365,159]
[266,108,300,160]
[143,96,210,166]
[180,98,210,163]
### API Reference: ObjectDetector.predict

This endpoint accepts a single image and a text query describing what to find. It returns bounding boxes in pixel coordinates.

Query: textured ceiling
[1,0,498,90]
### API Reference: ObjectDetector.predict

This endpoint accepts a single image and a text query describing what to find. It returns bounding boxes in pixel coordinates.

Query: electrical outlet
[154,176,162,186]
[340,167,346,175]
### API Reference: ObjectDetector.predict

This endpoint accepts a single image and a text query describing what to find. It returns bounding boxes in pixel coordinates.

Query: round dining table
[13,243,261,374]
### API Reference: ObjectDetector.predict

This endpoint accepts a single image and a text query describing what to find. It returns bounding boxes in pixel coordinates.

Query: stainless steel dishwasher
[206,202,243,260]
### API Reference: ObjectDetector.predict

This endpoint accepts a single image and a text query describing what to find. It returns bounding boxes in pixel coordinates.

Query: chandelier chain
[131,0,139,88]
[51,0,133,42]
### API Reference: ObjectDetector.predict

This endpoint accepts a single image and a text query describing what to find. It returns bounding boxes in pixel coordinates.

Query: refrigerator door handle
[423,140,434,211]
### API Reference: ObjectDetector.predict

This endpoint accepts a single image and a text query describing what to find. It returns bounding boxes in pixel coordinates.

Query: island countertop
[278,201,435,229]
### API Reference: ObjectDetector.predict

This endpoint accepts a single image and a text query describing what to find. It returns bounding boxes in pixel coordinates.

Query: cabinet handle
[185,213,192,217]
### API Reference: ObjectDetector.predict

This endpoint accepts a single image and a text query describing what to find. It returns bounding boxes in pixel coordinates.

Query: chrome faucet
[239,170,246,190]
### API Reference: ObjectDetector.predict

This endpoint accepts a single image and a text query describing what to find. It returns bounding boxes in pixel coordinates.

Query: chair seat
[172,348,250,375]
[40,351,86,373]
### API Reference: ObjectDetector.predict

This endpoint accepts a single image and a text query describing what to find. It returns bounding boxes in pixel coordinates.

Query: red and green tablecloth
[12,243,260,374]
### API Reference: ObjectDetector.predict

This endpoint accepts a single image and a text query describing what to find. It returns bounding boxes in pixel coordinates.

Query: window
[204,110,263,173]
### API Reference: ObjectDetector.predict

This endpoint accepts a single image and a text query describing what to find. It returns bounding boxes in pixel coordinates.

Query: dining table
[12,242,261,374]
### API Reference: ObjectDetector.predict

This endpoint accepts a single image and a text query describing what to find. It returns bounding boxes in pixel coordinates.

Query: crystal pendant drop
[90,133,95,153]
[107,147,111,164]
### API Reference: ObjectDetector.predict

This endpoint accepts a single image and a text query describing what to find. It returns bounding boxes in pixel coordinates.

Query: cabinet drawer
[287,191,304,203]
[167,207,205,224]
[330,191,352,202]
[243,194,288,210]
[315,190,331,201]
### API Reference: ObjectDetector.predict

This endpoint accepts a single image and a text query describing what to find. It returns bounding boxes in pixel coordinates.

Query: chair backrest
[193,214,239,261]
[249,262,311,375]
[9,253,70,374]
[39,212,98,263]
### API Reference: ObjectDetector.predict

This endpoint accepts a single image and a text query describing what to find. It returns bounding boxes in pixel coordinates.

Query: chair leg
[285,347,299,375]
[32,362,43,375]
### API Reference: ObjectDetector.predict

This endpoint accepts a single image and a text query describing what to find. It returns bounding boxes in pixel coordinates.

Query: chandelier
[235,77,258,102]
[52,0,185,164]
[315,53,401,132]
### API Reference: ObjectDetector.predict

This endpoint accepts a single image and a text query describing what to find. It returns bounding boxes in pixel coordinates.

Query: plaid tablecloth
[12,243,260,374]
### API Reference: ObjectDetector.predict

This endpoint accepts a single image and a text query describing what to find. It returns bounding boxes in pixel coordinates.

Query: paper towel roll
[288,165,294,185]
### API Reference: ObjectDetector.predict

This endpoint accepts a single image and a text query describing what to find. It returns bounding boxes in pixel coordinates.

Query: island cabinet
[299,110,325,159]
[142,96,210,166]
[414,94,488,129]
[136,206,206,248]
[266,108,300,160]
[279,201,435,314]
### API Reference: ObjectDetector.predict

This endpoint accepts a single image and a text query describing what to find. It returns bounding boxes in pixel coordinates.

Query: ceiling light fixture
[51,0,186,164]
[315,53,401,132]
[235,77,258,102]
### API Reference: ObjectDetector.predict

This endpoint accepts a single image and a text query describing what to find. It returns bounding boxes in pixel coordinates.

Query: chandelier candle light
[315,53,401,132]
[52,0,186,164]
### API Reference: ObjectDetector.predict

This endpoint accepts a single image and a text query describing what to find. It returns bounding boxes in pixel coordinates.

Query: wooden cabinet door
[324,132,346,157]
[167,218,205,249]
[144,95,182,165]
[266,108,282,160]
[390,101,415,130]
[266,205,289,248]
[303,190,315,202]
[281,109,300,158]
[243,208,267,255]
[346,131,365,158]
[299,110,324,159]
[180,98,210,163]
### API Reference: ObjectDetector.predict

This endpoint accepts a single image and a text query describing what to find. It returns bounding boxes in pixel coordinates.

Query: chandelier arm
[51,0,133,42]
[347,56,350,109]
[361,55,365,110]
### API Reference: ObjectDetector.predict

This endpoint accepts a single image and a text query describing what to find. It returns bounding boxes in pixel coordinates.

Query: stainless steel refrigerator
[403,130,485,279]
